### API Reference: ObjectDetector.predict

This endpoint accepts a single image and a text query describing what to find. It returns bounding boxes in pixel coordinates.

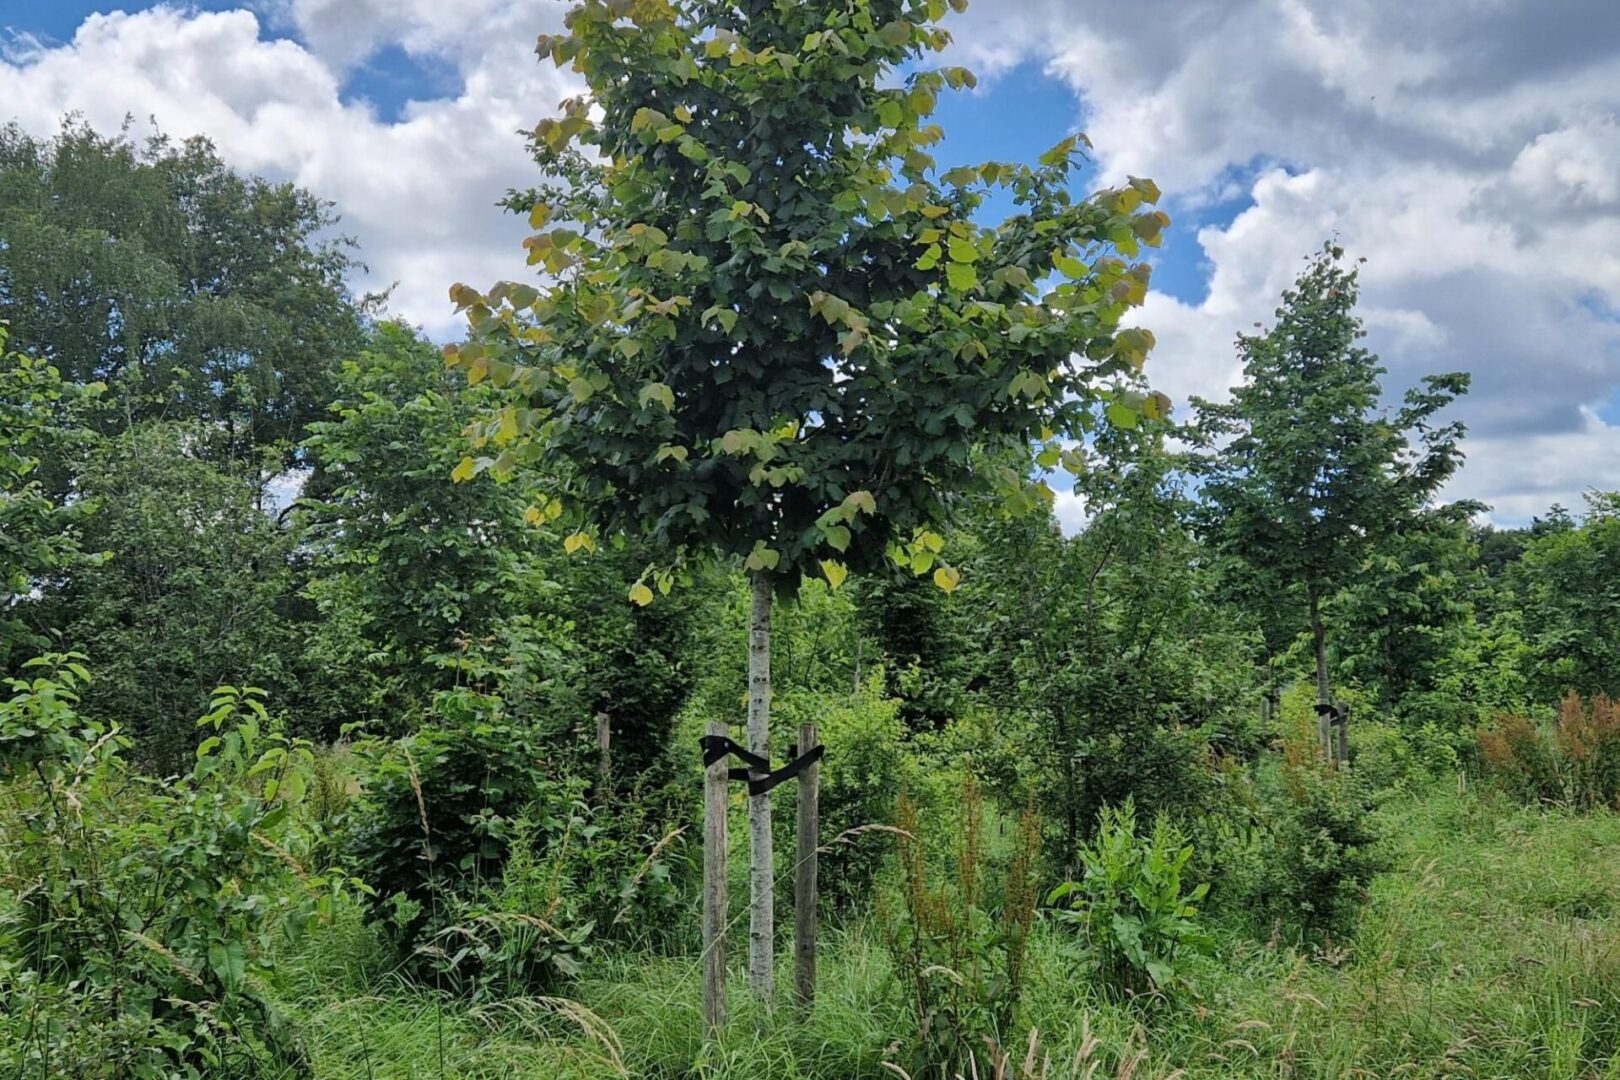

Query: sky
[2,0,1618,529]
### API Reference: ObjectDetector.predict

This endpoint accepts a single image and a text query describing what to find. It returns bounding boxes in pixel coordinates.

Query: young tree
[1195,243,1470,738]
[446,0,1167,1000]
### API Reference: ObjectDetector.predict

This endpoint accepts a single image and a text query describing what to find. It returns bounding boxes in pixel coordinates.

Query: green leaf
[638,382,675,411]
[1105,401,1140,430]
[946,262,978,291]
[823,524,851,552]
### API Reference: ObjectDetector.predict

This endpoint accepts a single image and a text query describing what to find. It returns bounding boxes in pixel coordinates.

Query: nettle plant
[445,0,1166,997]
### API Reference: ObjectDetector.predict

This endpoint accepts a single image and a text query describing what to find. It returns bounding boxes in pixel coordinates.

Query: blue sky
[3,0,1619,525]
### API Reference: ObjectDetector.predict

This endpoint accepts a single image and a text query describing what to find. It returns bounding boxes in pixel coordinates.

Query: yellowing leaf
[527,204,552,229]
[638,382,675,411]
[674,105,694,123]
[563,530,595,555]
[842,490,877,517]
[918,530,945,553]
[450,457,477,483]
[629,582,655,606]
[821,560,849,590]
[655,444,689,464]
[933,566,962,593]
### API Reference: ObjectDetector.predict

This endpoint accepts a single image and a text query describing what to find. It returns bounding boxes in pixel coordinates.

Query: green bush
[776,678,906,910]
[1264,766,1385,941]
[0,658,353,1078]
[1049,798,1211,998]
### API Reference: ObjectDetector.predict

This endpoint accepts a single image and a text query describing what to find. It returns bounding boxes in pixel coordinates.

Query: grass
[269,779,1620,1079]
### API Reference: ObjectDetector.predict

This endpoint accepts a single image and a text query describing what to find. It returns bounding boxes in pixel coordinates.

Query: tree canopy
[445,0,1169,598]
[0,120,369,463]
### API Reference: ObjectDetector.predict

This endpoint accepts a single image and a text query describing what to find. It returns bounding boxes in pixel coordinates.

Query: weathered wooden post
[595,711,612,798]
[1316,702,1333,764]
[702,720,728,1037]
[1335,703,1350,768]
[793,722,820,1011]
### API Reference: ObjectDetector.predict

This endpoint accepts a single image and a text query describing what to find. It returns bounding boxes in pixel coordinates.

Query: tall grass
[262,779,1620,1079]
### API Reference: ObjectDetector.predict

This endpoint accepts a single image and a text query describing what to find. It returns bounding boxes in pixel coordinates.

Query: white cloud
[1,3,576,340]
[961,0,1620,523]
[4,0,1619,521]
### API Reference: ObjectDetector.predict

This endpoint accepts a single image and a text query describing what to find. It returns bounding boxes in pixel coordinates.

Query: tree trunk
[747,571,774,1003]
[1309,586,1332,762]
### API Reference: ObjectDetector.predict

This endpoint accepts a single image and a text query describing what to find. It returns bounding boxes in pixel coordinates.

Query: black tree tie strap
[699,735,825,796]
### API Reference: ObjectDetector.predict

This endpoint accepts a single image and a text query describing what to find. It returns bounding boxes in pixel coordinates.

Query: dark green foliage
[962,429,1254,857]
[0,120,366,464]
[25,422,302,771]
[1196,242,1470,713]
[299,324,578,734]
[342,683,689,993]
[775,683,907,909]
[1510,495,1620,700]
[0,329,97,668]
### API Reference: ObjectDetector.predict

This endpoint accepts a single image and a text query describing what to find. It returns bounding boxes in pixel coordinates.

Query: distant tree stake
[794,721,820,1012]
[703,719,728,1036]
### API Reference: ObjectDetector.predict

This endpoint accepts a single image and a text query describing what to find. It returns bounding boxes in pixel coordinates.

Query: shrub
[1049,798,1211,998]
[1265,766,1384,941]
[1479,693,1620,809]
[775,679,907,910]
[0,658,353,1077]
[882,772,1041,1080]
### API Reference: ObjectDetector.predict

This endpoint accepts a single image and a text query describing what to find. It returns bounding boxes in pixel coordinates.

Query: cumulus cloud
[0,3,576,339]
[957,0,1620,522]
[3,0,1618,520]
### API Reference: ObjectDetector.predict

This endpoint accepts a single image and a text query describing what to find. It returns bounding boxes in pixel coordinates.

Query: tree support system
[698,731,825,1034]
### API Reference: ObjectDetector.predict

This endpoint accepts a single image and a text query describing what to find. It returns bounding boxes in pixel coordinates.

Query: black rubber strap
[698,736,825,795]
[746,744,824,796]
[699,734,770,773]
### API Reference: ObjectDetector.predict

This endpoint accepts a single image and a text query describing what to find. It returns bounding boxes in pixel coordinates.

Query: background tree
[1510,492,1620,700]
[23,423,301,770]
[0,327,96,668]
[0,120,368,467]
[446,0,1168,999]
[1195,243,1470,733]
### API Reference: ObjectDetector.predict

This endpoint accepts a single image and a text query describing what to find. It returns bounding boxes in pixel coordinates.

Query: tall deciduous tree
[0,120,368,466]
[1195,243,1470,732]
[446,0,1166,999]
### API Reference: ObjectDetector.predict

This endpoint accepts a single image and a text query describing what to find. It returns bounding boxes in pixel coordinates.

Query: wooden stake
[702,720,728,1037]
[595,712,612,800]
[794,722,819,1012]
